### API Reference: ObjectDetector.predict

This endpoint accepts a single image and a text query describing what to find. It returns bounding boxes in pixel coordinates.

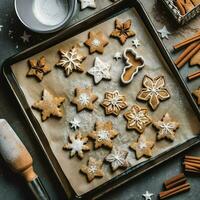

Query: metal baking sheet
[2,0,200,199]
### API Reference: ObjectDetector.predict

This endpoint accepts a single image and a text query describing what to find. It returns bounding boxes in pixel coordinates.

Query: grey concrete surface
[0,0,199,200]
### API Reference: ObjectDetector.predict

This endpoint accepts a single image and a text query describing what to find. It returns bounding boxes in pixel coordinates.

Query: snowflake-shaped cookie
[153,113,179,141]
[89,121,118,149]
[79,0,96,10]
[56,47,86,77]
[69,117,81,130]
[32,89,65,121]
[137,75,170,110]
[88,57,111,84]
[124,104,152,134]
[63,133,90,158]
[105,146,129,171]
[72,86,98,112]
[101,90,128,116]
[27,56,51,81]
[80,157,104,182]
[130,134,154,159]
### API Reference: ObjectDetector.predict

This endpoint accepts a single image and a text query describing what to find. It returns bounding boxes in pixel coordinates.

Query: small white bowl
[14,0,77,33]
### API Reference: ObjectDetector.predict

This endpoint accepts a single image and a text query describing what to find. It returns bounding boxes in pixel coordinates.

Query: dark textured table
[0,1,199,200]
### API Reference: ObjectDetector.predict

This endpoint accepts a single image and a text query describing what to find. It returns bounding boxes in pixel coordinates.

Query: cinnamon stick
[187,70,200,80]
[184,159,200,164]
[184,162,200,169]
[159,183,190,199]
[185,169,200,173]
[165,177,187,190]
[185,155,200,161]
[177,43,200,68]
[173,32,200,50]
[185,164,199,171]
[164,173,185,187]
[175,41,200,66]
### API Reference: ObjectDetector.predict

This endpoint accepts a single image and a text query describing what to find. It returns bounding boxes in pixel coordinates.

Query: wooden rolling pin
[0,119,49,200]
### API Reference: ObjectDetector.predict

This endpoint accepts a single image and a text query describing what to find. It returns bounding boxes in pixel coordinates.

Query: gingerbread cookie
[80,157,104,182]
[110,19,135,45]
[27,56,51,81]
[72,86,98,112]
[101,90,128,116]
[32,89,65,121]
[130,135,154,159]
[63,133,90,159]
[84,31,109,54]
[121,48,144,84]
[88,57,111,84]
[190,50,200,66]
[191,0,200,6]
[124,104,152,134]
[192,87,200,105]
[88,121,118,149]
[105,146,129,171]
[137,75,170,110]
[153,113,179,141]
[56,47,86,77]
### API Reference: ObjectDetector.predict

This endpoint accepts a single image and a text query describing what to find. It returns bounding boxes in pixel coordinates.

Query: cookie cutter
[121,48,145,84]
[14,0,77,33]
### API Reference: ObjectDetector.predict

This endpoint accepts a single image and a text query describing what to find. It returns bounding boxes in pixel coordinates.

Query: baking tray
[1,0,200,199]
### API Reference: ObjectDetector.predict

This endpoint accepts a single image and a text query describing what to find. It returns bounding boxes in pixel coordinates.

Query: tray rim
[1,0,200,199]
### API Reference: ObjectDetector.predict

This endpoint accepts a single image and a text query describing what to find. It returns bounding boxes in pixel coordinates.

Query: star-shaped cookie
[72,86,98,112]
[137,75,170,110]
[153,113,179,141]
[56,47,86,77]
[88,57,111,84]
[32,89,65,121]
[88,121,118,149]
[79,0,96,10]
[80,157,104,182]
[101,90,128,116]
[27,56,51,81]
[84,31,109,54]
[63,132,90,159]
[124,104,152,134]
[130,134,154,159]
[105,146,129,171]
[110,19,135,45]
[192,87,200,105]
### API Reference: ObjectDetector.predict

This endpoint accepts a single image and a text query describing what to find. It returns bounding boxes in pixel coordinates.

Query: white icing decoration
[160,123,175,134]
[132,38,141,48]
[88,57,111,84]
[113,52,122,61]
[88,165,97,174]
[69,117,81,130]
[157,26,171,40]
[142,191,154,200]
[79,93,90,105]
[92,39,101,47]
[79,0,96,10]
[110,96,119,106]
[97,130,109,141]
[138,142,147,149]
[71,139,84,152]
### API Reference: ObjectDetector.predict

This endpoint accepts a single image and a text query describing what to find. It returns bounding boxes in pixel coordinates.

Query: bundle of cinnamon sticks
[159,173,190,199]
[174,31,200,81]
[183,155,200,173]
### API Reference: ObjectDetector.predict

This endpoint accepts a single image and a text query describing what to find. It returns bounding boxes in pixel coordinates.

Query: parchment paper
[11,9,200,196]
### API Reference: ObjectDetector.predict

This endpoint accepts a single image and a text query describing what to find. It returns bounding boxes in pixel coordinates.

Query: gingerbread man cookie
[105,146,129,171]
[80,157,104,182]
[72,86,98,112]
[110,19,135,45]
[63,133,90,159]
[137,75,170,110]
[101,90,128,116]
[88,121,118,149]
[84,31,109,54]
[32,89,65,121]
[27,56,51,81]
[130,135,154,159]
[153,113,180,141]
[124,104,152,134]
[56,47,86,77]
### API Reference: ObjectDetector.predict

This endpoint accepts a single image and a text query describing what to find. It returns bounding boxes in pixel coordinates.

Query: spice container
[160,0,200,25]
